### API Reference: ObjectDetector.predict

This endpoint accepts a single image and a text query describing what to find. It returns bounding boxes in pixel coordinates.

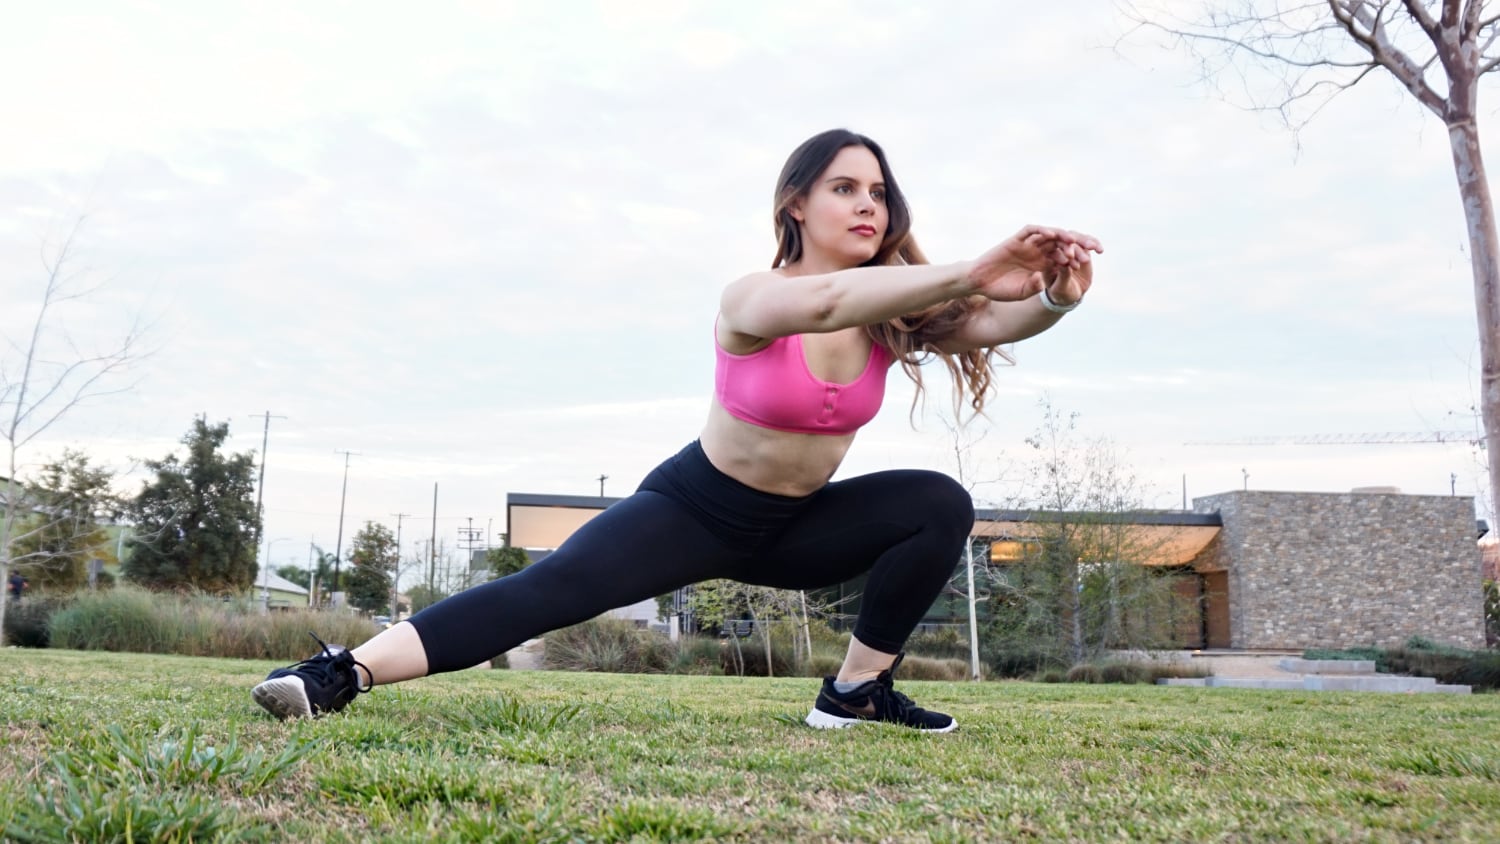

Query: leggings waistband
[638,441,816,550]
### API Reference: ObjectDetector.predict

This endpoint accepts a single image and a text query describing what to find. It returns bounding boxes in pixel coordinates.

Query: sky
[2,1,1493,585]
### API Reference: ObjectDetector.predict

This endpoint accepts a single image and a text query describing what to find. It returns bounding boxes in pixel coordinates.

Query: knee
[911,472,974,533]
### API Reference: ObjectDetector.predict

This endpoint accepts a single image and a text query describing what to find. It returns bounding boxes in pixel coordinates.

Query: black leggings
[408,441,973,674]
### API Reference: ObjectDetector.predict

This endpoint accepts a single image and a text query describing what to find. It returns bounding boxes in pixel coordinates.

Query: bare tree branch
[2,217,149,638]
[1405,0,1443,38]
[1330,0,1450,115]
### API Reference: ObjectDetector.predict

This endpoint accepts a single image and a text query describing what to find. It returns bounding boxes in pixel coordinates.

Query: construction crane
[1185,431,1480,446]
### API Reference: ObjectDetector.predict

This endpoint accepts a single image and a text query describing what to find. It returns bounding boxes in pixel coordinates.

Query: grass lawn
[3,649,1499,842]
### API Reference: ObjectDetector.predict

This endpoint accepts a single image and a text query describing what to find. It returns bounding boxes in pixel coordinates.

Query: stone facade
[1193,491,1486,650]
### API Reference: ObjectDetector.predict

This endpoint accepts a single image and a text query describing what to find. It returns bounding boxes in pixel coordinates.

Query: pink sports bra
[714,326,893,436]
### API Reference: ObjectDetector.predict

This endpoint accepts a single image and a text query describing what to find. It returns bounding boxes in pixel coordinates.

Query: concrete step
[1302,675,1435,692]
[1159,675,1472,694]
[1204,677,1307,690]
[1278,658,1377,675]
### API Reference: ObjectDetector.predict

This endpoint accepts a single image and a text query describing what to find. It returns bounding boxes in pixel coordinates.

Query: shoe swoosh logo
[837,699,877,718]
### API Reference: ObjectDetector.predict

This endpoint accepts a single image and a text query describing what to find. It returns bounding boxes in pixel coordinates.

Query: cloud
[1,0,1491,559]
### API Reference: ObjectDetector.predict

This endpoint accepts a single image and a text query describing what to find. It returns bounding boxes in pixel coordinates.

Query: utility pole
[459,516,484,588]
[429,482,438,595]
[332,449,360,606]
[248,411,286,586]
[598,474,608,497]
[307,537,317,608]
[391,513,411,620]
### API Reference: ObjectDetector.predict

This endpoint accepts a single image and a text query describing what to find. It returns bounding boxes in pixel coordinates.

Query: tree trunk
[0,474,17,640]
[798,590,813,666]
[964,539,982,680]
[1448,119,1500,526]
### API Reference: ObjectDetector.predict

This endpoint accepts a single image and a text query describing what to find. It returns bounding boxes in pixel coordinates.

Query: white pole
[965,538,981,681]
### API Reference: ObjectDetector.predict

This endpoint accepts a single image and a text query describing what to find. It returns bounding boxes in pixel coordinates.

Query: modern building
[503,488,1488,651]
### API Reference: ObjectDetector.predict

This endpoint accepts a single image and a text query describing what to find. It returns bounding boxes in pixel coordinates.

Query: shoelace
[873,653,925,721]
[295,632,374,694]
[876,679,923,720]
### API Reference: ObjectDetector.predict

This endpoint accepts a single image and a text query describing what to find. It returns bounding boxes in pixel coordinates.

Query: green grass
[3,650,1499,842]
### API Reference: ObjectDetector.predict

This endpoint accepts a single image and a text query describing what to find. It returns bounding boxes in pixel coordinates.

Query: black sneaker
[805,653,957,732]
[252,633,372,720]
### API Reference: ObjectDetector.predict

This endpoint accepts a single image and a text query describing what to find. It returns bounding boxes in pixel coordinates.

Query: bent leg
[740,470,973,659]
[362,490,742,680]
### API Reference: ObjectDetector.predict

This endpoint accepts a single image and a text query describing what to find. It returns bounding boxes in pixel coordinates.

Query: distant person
[254,128,1101,731]
[7,572,25,602]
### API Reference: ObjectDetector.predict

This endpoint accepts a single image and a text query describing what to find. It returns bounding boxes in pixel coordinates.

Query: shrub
[898,655,971,681]
[50,587,179,653]
[988,648,1065,679]
[1065,660,1152,684]
[544,617,674,674]
[3,596,70,647]
[1304,646,1385,663]
[905,627,970,662]
[732,644,795,678]
[670,635,724,676]
[42,586,380,659]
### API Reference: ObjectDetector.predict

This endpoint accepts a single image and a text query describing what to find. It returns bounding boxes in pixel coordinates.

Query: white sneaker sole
[252,676,312,720]
[804,707,958,733]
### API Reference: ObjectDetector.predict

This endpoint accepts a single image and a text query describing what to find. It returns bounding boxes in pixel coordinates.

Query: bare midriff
[698,402,857,497]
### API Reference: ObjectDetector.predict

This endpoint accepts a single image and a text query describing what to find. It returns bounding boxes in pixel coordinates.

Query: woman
[253,129,1101,732]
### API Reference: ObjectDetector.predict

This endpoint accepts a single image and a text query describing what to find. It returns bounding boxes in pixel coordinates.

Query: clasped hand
[968,225,1103,307]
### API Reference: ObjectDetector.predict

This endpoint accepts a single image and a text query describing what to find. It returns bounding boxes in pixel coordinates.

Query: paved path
[1192,653,1304,679]
[504,638,546,670]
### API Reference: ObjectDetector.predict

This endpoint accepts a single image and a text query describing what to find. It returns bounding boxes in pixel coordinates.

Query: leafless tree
[2,218,147,638]
[1120,0,1500,523]
[937,410,1011,681]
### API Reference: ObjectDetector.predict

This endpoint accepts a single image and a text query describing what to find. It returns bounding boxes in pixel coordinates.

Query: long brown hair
[771,129,1009,418]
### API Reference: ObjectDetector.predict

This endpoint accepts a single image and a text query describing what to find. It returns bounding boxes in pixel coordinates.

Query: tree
[486,545,530,580]
[984,398,1182,671]
[1122,0,1500,526]
[307,545,341,606]
[2,218,145,636]
[346,521,398,615]
[405,583,446,615]
[275,564,310,590]
[123,418,260,592]
[9,449,120,592]
[679,580,837,676]
[937,410,1010,681]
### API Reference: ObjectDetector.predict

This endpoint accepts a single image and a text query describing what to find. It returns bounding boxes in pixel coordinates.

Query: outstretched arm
[718,225,1088,341]
[936,232,1101,352]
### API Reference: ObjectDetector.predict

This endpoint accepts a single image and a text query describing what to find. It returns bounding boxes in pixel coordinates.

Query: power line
[1185,431,1479,446]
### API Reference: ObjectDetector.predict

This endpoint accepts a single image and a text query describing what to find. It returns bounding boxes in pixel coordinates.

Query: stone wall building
[1190,491,1486,650]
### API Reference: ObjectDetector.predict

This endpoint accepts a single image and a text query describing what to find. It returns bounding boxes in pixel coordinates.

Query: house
[253,570,310,609]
